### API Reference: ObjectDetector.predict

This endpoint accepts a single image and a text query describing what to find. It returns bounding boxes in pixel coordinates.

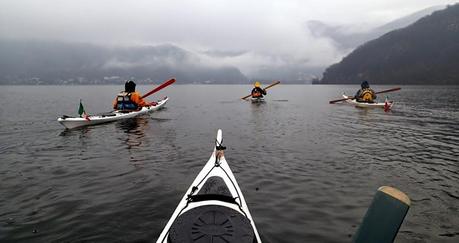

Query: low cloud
[1,0,455,80]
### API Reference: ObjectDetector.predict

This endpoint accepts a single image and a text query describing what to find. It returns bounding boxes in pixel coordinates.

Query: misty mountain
[249,65,323,84]
[307,5,446,51]
[320,4,459,85]
[0,40,247,84]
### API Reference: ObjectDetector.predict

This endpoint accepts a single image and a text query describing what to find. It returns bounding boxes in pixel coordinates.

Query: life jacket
[116,92,138,110]
[251,87,264,98]
[360,88,375,102]
[252,91,262,98]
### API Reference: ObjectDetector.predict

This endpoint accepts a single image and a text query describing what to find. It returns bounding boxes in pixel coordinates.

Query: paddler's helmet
[125,80,136,93]
[254,81,261,88]
[361,80,369,89]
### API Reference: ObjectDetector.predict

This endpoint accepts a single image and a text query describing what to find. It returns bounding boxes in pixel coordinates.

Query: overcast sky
[1,0,457,76]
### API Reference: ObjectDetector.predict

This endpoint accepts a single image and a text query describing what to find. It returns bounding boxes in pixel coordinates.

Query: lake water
[0,85,458,243]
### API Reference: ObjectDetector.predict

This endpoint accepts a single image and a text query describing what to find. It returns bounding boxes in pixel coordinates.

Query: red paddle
[142,78,176,99]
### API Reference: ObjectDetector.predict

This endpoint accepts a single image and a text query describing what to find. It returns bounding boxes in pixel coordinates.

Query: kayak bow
[57,97,169,129]
[250,97,266,103]
[156,129,261,243]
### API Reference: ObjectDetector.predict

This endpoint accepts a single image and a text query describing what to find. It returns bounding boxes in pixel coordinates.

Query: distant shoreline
[2,83,458,86]
[0,81,313,85]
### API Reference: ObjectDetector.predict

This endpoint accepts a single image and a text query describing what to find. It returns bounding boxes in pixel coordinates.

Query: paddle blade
[141,78,176,99]
[352,186,410,243]
[241,94,252,100]
[263,80,281,90]
[329,96,354,104]
[375,87,401,95]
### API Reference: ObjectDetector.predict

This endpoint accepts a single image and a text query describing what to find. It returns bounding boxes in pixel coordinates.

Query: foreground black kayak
[155,130,411,243]
[156,129,261,243]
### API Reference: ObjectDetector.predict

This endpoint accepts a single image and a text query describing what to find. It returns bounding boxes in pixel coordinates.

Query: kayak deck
[342,94,394,109]
[57,97,168,129]
[156,129,261,243]
[250,97,265,103]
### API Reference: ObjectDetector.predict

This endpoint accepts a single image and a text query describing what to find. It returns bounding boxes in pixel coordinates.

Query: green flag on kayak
[78,99,85,116]
[78,100,90,121]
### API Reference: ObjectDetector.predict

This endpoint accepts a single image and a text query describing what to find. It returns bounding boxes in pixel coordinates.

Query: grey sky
[1,0,457,76]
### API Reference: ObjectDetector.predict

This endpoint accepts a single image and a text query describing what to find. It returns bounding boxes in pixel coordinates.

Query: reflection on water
[116,117,149,167]
[59,126,91,137]
[0,85,458,243]
[117,117,147,148]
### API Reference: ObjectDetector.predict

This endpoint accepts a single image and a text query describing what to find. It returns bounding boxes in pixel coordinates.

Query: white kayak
[156,129,261,243]
[250,97,265,103]
[57,97,168,129]
[343,95,394,109]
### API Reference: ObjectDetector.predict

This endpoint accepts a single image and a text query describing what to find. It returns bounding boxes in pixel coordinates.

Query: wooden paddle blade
[375,87,401,95]
[329,96,355,104]
[263,80,281,90]
[241,81,280,100]
[352,186,410,243]
[141,78,176,99]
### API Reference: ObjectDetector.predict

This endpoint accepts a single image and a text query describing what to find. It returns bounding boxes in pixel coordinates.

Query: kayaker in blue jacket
[251,82,266,98]
[113,80,155,110]
[355,80,376,103]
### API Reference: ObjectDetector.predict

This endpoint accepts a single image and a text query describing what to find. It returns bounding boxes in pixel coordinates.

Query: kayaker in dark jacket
[251,82,266,98]
[355,80,376,103]
[113,80,154,110]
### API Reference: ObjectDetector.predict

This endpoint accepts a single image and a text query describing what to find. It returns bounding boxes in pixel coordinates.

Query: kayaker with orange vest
[251,81,267,98]
[113,80,156,110]
[355,80,376,103]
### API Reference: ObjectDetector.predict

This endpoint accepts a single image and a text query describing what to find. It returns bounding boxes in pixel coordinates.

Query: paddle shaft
[329,87,401,104]
[242,81,281,100]
[141,78,176,99]
[353,186,410,243]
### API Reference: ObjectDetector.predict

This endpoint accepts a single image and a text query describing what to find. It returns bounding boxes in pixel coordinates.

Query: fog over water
[0,0,457,79]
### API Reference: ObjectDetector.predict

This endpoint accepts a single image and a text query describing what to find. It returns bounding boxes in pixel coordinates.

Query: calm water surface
[0,85,458,243]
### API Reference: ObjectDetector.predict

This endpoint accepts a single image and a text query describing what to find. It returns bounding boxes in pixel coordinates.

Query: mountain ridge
[306,5,446,51]
[320,4,459,85]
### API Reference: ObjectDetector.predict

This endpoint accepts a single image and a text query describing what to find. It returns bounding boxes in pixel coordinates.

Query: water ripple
[0,85,458,242]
